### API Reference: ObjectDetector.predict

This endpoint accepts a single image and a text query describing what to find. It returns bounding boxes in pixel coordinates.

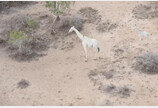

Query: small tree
[45,1,74,19]
[45,1,74,34]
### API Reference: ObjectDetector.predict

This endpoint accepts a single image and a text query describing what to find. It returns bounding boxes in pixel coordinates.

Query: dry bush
[96,20,117,32]
[0,14,29,47]
[0,38,7,47]
[78,7,101,24]
[89,69,114,80]
[17,79,30,89]
[101,70,114,79]
[0,1,35,13]
[100,100,112,106]
[133,3,158,19]
[88,69,98,78]
[0,13,53,61]
[98,84,132,98]
[52,14,84,36]
[113,48,124,57]
[88,69,98,83]
[52,37,75,51]
[98,84,117,95]
[0,14,29,42]
[117,86,131,98]
[6,37,51,61]
[132,52,158,74]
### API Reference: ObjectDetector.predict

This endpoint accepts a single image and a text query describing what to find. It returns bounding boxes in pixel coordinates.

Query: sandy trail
[0,1,158,106]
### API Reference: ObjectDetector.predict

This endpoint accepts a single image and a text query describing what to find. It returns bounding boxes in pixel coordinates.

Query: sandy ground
[0,1,158,106]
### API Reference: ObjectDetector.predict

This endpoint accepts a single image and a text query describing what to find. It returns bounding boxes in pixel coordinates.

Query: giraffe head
[68,26,75,33]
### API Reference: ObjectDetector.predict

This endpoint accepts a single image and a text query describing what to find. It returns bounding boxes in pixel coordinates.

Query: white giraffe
[134,27,148,41]
[68,26,100,61]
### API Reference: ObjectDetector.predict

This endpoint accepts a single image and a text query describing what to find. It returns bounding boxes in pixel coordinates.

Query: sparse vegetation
[133,52,158,74]
[78,7,101,24]
[1,1,158,105]
[0,12,53,61]
[133,3,158,19]
[96,20,117,32]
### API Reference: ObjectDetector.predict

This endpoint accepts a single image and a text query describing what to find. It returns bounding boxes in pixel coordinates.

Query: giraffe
[68,26,100,62]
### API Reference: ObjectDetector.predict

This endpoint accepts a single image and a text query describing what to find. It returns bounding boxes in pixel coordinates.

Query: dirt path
[0,1,158,106]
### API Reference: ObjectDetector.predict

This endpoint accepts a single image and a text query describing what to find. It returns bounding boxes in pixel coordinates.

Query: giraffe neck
[73,28,84,40]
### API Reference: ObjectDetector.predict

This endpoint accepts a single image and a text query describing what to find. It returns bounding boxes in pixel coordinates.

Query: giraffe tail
[97,47,100,52]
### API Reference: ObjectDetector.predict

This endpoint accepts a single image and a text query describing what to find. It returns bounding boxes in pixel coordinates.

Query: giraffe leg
[82,43,88,62]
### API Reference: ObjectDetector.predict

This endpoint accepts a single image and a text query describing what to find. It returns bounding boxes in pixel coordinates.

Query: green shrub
[28,19,38,30]
[8,30,27,44]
